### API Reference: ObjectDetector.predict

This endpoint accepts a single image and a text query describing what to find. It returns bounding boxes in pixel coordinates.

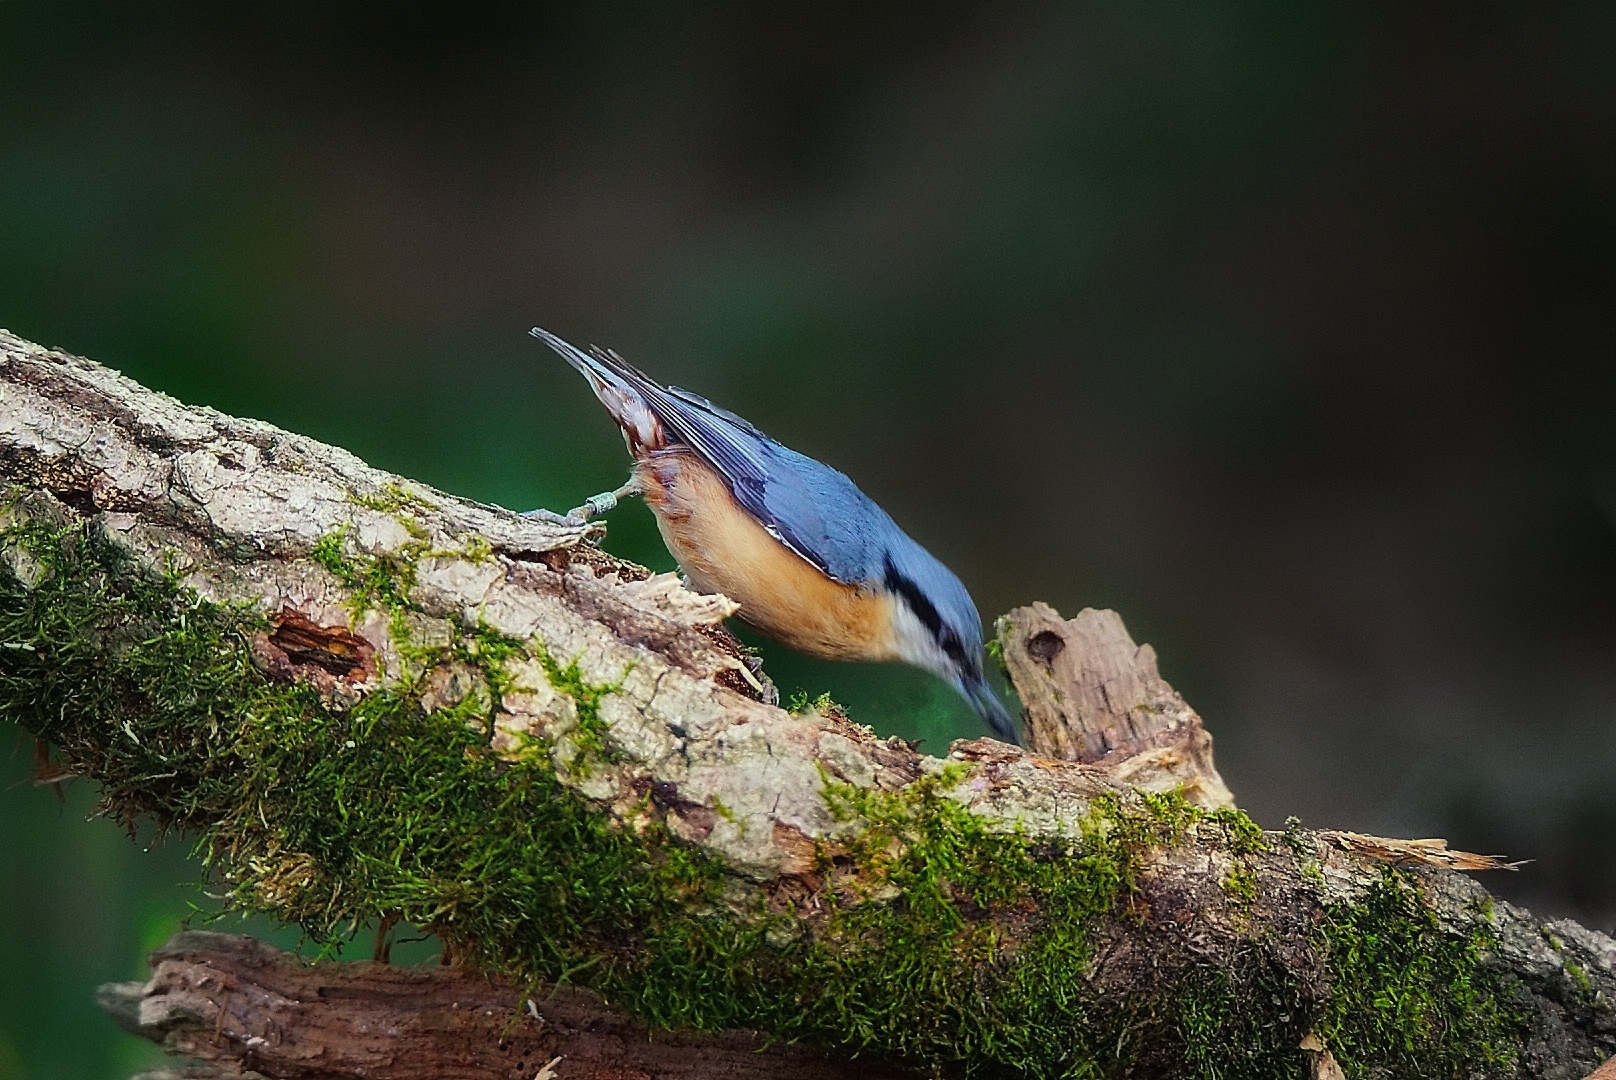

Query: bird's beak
[964,673,1022,747]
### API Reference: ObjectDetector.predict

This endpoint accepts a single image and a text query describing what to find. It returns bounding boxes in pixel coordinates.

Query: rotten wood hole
[258,610,376,681]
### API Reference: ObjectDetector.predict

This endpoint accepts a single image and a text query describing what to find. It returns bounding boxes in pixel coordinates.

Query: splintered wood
[1319,831,1525,872]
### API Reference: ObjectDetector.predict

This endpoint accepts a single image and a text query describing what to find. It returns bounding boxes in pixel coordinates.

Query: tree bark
[0,329,1611,1079]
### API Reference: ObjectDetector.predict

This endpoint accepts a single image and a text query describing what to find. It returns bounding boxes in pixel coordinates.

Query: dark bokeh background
[2,3,1614,1076]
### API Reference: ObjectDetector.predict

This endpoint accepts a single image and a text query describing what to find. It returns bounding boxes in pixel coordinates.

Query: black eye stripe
[884,557,971,670]
[884,558,940,634]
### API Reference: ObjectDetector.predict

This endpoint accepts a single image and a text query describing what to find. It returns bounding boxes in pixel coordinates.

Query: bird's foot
[744,652,779,707]
[521,507,586,526]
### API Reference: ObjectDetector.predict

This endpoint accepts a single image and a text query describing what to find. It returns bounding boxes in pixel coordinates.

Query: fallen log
[0,328,1610,1079]
[99,930,915,1080]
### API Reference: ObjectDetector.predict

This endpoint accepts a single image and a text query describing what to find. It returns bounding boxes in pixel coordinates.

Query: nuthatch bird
[530,327,1019,744]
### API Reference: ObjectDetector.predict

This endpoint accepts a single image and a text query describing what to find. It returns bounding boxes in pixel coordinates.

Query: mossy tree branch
[0,329,1612,1079]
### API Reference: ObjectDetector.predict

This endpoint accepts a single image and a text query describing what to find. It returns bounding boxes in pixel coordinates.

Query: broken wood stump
[997,601,1235,809]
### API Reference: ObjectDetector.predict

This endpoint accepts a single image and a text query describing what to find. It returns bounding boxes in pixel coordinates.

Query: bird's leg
[565,473,644,524]
[520,474,644,527]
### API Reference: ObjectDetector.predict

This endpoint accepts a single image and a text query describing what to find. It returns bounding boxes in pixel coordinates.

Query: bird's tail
[531,327,667,455]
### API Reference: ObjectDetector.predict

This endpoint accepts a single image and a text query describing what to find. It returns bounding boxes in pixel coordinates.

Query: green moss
[0,511,1531,1079]
[529,640,624,769]
[1545,930,1598,1004]
[350,481,439,517]
[1222,863,1260,904]
[1139,786,1202,838]
[799,777,1250,1074]
[1209,807,1265,905]
[311,519,501,685]
[1282,814,1311,855]
[458,621,523,700]
[1170,951,1313,1077]
[785,689,837,714]
[984,634,1009,680]
[1317,869,1522,1078]
[0,512,728,982]
[1209,806,1268,856]
[311,524,417,625]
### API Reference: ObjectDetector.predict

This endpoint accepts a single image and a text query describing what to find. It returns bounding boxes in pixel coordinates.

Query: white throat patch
[886,597,955,683]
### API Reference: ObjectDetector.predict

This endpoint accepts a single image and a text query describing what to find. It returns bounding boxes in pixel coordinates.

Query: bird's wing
[532,329,878,584]
[730,439,884,587]
[630,364,885,585]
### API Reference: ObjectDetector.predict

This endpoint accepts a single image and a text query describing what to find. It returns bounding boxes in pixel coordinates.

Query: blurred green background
[3,2,1616,1075]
